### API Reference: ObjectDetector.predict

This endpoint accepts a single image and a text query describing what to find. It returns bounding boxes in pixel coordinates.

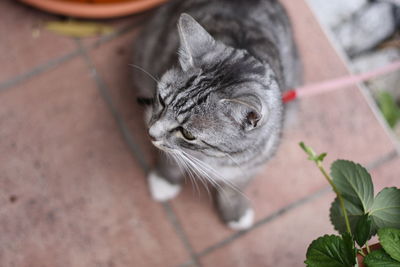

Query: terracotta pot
[19,0,168,19]
[357,243,382,267]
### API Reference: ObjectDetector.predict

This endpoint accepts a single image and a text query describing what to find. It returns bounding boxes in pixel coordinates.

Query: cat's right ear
[177,13,216,71]
[220,97,264,131]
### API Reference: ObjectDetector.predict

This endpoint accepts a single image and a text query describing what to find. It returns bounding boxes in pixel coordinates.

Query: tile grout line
[305,0,400,156]
[73,39,201,267]
[163,202,203,267]
[193,150,399,260]
[0,15,146,94]
[365,149,398,170]
[0,50,80,92]
[75,39,149,171]
[195,186,331,259]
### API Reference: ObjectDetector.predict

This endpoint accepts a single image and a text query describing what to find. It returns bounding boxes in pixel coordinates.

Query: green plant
[300,142,400,267]
[377,91,400,129]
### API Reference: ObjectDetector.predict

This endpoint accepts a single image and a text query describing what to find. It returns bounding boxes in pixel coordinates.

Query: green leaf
[370,188,400,231]
[317,153,328,162]
[333,187,400,236]
[299,142,314,155]
[354,214,372,248]
[331,160,374,212]
[299,142,327,163]
[305,235,356,267]
[330,197,365,235]
[377,91,400,129]
[363,249,400,267]
[378,228,400,262]
[299,142,316,160]
[342,232,357,261]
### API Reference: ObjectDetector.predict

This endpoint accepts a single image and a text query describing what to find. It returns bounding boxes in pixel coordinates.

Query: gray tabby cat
[133,0,301,230]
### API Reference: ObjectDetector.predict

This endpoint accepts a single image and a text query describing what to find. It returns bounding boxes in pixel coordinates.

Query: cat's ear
[177,13,216,70]
[221,97,263,131]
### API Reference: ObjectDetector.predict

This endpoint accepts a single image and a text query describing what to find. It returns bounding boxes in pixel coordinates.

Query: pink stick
[296,59,400,98]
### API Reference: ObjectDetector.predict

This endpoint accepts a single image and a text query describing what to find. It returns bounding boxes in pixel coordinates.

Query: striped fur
[133,0,301,227]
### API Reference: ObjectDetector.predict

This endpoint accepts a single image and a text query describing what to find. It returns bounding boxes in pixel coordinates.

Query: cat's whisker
[171,150,201,196]
[181,150,249,201]
[179,154,202,196]
[178,152,213,190]
[170,151,192,189]
[180,152,239,196]
[158,149,200,196]
[130,64,159,84]
[182,154,226,191]
[173,149,211,198]
[181,151,229,184]
[176,150,212,198]
[180,151,221,189]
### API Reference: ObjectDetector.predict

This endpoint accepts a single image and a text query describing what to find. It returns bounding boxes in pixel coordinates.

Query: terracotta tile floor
[0,1,399,267]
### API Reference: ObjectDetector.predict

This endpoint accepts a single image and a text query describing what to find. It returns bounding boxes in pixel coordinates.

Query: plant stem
[358,250,366,257]
[365,241,371,254]
[317,161,353,236]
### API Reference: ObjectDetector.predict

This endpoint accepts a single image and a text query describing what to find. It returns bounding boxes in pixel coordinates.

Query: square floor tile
[0,58,189,267]
[0,1,77,84]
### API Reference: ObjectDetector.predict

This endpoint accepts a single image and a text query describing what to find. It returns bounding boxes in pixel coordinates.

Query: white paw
[228,209,254,230]
[148,171,181,202]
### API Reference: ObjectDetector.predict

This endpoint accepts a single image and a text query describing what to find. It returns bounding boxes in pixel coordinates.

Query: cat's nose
[148,132,157,142]
[148,123,162,141]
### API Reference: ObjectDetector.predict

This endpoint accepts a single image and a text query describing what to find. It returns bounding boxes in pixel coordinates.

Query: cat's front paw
[148,171,181,202]
[227,208,254,230]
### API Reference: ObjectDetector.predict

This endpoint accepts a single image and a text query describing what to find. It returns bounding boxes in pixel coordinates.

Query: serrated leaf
[331,160,374,213]
[378,228,400,262]
[370,188,400,231]
[354,215,372,247]
[305,235,356,267]
[342,232,357,261]
[363,249,400,267]
[330,197,365,235]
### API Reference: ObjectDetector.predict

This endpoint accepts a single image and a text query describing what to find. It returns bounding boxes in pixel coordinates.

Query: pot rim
[19,0,168,19]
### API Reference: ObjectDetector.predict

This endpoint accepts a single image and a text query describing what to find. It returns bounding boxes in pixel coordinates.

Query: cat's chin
[190,148,225,158]
[151,140,174,152]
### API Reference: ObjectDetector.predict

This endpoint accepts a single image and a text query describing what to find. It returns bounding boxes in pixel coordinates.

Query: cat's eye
[180,127,196,141]
[158,93,165,107]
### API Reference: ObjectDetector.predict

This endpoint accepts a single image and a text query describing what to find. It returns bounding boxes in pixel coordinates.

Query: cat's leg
[216,180,254,230]
[148,154,184,202]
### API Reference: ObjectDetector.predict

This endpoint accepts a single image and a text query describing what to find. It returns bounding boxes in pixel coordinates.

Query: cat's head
[148,14,282,158]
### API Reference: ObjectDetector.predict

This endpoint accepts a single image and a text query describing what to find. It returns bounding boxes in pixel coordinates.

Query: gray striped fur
[133,0,301,227]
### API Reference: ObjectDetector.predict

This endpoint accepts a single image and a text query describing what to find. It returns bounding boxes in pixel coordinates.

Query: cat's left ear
[177,13,216,70]
[221,97,264,131]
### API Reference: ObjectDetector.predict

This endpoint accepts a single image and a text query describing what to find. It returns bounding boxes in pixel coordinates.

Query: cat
[133,0,301,230]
